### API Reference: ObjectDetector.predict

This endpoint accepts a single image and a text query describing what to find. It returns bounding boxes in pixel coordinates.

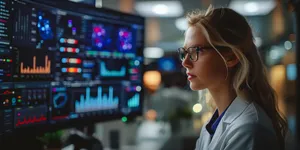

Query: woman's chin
[189,83,206,91]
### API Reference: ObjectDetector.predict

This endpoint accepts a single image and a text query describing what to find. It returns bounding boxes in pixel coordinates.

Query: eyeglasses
[177,46,226,62]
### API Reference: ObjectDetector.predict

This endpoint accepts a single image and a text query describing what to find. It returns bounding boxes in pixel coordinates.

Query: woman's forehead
[184,27,207,48]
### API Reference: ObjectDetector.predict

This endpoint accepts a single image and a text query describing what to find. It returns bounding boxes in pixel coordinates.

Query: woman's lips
[187,73,196,80]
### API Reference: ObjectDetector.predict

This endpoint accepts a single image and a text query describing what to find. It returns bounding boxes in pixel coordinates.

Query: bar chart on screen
[100,61,126,77]
[127,93,139,108]
[74,86,120,113]
[14,49,54,81]
[20,56,51,74]
[98,59,129,80]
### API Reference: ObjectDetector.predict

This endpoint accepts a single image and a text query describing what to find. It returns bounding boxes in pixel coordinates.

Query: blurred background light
[266,46,287,66]
[229,0,276,16]
[158,57,176,72]
[244,2,259,13]
[175,17,188,31]
[152,4,169,15]
[143,71,161,91]
[193,103,203,113]
[145,109,157,121]
[135,1,183,17]
[284,41,293,50]
[144,47,164,58]
[270,49,280,60]
[254,37,262,47]
[287,64,297,81]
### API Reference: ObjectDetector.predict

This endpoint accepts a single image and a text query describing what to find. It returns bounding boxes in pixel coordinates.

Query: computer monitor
[0,0,144,136]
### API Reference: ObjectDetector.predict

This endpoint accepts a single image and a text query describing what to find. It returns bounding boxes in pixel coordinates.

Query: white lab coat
[195,96,280,150]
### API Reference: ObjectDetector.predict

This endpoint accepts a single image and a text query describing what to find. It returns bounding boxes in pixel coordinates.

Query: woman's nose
[182,55,193,69]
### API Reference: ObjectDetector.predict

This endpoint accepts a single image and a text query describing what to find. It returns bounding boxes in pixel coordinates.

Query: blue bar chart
[100,62,126,77]
[75,86,119,113]
[127,93,139,108]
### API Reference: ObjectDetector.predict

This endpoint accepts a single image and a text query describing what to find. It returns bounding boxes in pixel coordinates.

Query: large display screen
[0,0,144,135]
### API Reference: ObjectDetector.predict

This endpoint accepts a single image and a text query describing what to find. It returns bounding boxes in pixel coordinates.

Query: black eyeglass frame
[177,46,227,62]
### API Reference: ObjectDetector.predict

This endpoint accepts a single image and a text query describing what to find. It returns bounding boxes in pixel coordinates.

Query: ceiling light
[144,47,164,58]
[135,1,183,17]
[229,0,276,16]
[152,4,169,15]
[244,2,259,13]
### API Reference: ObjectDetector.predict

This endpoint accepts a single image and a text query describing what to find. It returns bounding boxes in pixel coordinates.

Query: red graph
[15,114,47,127]
[20,55,51,74]
[1,90,14,95]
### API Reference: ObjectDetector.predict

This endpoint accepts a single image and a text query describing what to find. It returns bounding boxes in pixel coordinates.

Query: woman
[178,6,287,150]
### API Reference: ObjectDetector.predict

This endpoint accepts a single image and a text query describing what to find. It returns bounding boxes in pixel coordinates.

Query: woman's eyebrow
[185,44,205,49]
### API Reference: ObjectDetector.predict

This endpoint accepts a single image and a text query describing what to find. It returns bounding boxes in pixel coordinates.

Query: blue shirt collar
[205,107,229,136]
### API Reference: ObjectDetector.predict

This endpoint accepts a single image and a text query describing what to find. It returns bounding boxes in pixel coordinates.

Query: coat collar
[207,96,251,149]
[222,96,250,124]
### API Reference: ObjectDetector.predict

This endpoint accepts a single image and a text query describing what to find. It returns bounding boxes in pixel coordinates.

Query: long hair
[186,6,287,149]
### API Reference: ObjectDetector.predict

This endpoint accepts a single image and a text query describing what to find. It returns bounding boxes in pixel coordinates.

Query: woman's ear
[224,53,239,68]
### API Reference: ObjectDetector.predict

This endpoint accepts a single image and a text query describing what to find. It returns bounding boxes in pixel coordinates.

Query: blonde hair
[186,6,287,149]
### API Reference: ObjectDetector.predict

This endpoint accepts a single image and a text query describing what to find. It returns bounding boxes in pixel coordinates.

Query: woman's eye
[197,48,204,53]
